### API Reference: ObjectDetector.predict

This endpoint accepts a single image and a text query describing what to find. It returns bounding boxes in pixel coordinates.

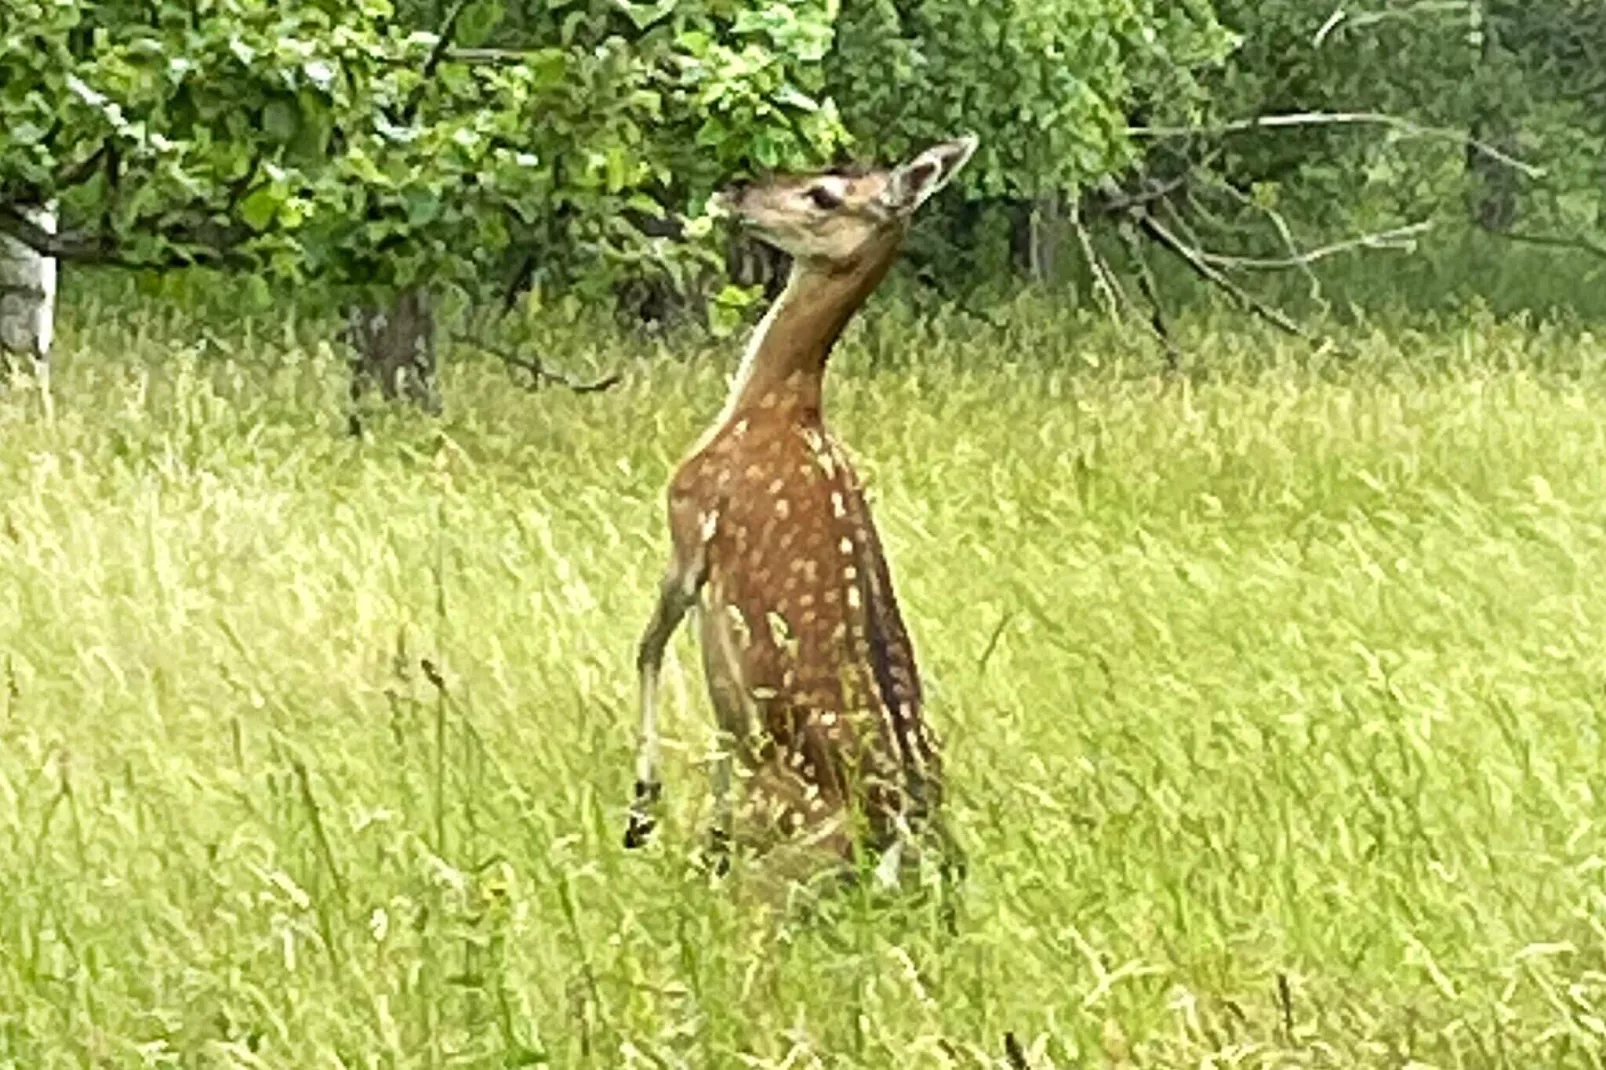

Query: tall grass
[6,284,1606,1068]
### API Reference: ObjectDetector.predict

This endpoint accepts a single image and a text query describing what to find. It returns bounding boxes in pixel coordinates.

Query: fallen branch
[460,337,623,394]
[1201,180,1325,300]
[1116,219,1182,371]
[1088,173,1192,216]
[1314,2,1474,47]
[1067,198,1126,327]
[1130,111,1543,179]
[1192,221,1431,271]
[1134,204,1318,343]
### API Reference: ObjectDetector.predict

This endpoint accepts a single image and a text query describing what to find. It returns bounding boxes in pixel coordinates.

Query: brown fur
[627,137,977,887]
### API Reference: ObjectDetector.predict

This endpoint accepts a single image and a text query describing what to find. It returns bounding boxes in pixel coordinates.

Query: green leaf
[615,0,676,32]
[404,188,442,225]
[527,49,569,90]
[456,0,505,48]
[239,186,283,231]
[262,99,298,143]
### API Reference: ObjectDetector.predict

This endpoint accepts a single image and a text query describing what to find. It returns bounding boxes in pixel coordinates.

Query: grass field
[6,291,1606,1068]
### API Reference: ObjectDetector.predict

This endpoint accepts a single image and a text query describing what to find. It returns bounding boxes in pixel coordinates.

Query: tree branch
[1480,224,1606,261]
[1067,198,1125,328]
[1134,204,1318,343]
[1087,173,1192,217]
[442,46,542,65]
[0,204,256,270]
[0,206,105,259]
[1130,111,1544,179]
[458,336,623,394]
[403,0,474,122]
[1191,221,1431,271]
[1314,2,1474,47]
[1116,217,1182,371]
[1201,179,1324,299]
[57,143,109,190]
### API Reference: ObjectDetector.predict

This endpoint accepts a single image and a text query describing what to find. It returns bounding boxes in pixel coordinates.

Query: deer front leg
[626,553,706,849]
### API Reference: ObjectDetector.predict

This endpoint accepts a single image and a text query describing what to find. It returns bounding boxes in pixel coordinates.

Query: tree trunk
[1468,5,1520,232]
[345,287,440,430]
[0,203,58,376]
[1009,194,1062,282]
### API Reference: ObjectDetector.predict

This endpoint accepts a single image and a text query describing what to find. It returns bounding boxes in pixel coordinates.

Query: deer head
[713,136,979,267]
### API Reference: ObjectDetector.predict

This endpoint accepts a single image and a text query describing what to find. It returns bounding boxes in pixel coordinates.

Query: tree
[824,0,1234,284]
[0,0,850,411]
[0,202,54,375]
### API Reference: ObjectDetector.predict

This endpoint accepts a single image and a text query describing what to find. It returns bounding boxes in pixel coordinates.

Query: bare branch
[1088,174,1192,216]
[1193,221,1431,271]
[1067,199,1124,328]
[459,336,624,394]
[1205,181,1325,300]
[1315,2,1473,47]
[1136,204,1318,343]
[1130,112,1544,179]
[1116,218,1182,371]
[444,47,546,64]
[57,143,109,190]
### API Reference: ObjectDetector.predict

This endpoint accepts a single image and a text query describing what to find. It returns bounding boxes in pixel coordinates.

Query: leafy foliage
[0,0,1247,306]
[825,0,1235,199]
[0,0,851,302]
[1199,0,1606,243]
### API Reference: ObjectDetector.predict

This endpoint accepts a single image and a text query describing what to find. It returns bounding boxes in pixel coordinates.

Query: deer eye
[808,185,842,210]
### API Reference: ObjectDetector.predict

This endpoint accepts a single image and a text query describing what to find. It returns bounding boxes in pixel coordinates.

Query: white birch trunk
[0,203,58,370]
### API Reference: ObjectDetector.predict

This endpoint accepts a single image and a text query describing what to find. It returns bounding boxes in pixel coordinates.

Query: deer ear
[879,135,979,214]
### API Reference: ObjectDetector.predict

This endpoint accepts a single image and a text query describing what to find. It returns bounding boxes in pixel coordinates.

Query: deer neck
[722,234,902,423]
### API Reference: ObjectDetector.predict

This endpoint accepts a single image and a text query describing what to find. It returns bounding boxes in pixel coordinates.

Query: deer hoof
[624,812,656,849]
[624,780,661,848]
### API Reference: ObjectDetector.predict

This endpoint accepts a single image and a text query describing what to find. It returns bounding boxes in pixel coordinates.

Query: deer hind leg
[738,763,855,895]
[625,546,707,849]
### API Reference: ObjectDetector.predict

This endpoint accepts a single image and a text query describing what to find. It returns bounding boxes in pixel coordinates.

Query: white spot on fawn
[831,492,846,518]
[775,499,791,519]
[766,611,792,647]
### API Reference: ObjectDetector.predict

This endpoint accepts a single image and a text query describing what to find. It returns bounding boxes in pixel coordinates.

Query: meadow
[6,282,1606,1068]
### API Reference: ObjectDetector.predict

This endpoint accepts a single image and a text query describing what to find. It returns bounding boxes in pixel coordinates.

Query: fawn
[626,136,978,893]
